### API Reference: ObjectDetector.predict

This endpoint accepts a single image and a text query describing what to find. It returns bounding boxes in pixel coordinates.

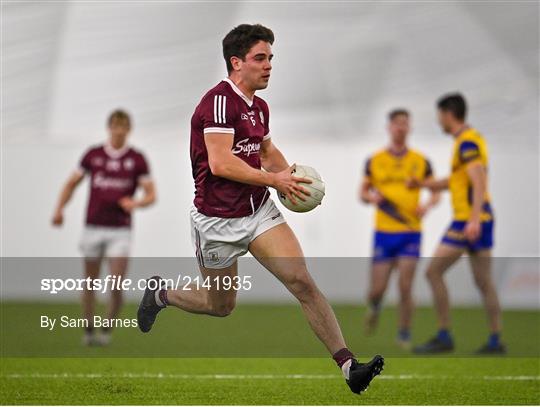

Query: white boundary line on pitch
[3,373,540,381]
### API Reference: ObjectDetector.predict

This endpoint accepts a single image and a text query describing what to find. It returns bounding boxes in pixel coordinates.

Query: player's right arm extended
[417,177,449,191]
[52,171,85,226]
[205,133,310,204]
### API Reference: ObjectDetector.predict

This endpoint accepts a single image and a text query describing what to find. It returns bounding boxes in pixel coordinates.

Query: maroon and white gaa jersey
[78,143,150,228]
[190,78,271,218]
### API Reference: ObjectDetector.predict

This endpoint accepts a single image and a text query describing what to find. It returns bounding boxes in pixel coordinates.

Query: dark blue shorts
[441,220,494,252]
[373,231,421,262]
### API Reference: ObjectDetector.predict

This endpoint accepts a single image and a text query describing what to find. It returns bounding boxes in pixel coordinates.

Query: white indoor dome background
[2,2,538,307]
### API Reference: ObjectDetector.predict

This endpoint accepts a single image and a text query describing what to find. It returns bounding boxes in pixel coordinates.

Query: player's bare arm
[464,161,486,241]
[407,176,449,191]
[359,177,384,205]
[205,132,311,204]
[416,179,441,218]
[52,170,85,226]
[260,138,289,173]
[118,179,157,213]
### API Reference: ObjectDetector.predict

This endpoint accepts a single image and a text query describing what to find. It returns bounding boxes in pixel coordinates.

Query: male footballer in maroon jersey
[52,110,156,346]
[137,24,383,394]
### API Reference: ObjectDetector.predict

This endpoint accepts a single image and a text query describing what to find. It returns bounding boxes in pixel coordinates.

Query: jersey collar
[453,124,470,139]
[223,78,254,107]
[387,146,408,158]
[104,141,130,159]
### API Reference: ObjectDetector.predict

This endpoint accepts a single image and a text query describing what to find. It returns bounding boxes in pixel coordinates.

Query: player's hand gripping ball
[278,165,325,212]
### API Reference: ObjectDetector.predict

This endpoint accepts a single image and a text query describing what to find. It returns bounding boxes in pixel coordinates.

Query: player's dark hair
[222,24,274,74]
[108,109,131,127]
[437,93,467,121]
[388,109,410,121]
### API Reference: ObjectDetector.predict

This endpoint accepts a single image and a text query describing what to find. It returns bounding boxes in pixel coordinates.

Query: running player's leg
[91,255,128,346]
[138,260,239,332]
[138,208,246,331]
[138,261,238,333]
[395,257,416,347]
[414,243,464,353]
[469,249,505,353]
[79,228,105,345]
[249,222,346,353]
[92,229,131,344]
[82,258,101,344]
[106,256,128,321]
[82,258,101,321]
[426,244,464,330]
[166,262,238,317]
[248,223,383,393]
[365,260,393,334]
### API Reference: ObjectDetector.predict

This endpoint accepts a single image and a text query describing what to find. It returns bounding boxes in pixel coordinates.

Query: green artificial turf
[1,302,538,404]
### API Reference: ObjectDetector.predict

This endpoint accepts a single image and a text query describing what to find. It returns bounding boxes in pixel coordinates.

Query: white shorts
[79,226,132,258]
[190,198,286,269]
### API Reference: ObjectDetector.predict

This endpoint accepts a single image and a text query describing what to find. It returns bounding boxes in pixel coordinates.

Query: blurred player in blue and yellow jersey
[412,93,505,355]
[360,109,440,349]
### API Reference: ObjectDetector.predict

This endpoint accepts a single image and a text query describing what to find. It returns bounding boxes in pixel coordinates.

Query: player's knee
[369,287,385,302]
[473,276,490,294]
[111,288,123,302]
[209,298,236,317]
[399,284,412,300]
[426,267,439,282]
[289,272,317,301]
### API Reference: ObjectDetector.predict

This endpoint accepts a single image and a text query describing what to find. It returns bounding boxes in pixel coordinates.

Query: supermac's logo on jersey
[93,172,133,190]
[231,138,260,157]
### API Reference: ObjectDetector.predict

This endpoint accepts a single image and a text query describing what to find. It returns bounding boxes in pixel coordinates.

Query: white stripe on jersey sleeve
[213,95,218,124]
[203,127,235,134]
[213,95,228,124]
[219,95,223,124]
[222,96,227,124]
[263,133,271,141]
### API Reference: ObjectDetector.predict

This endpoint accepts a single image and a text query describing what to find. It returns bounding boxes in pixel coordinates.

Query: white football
[278,165,325,213]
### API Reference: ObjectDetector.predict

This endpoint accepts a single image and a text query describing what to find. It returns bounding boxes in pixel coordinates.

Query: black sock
[369,299,382,313]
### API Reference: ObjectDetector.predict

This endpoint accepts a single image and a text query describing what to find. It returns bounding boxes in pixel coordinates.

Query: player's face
[108,121,130,145]
[388,115,410,144]
[239,41,273,91]
[437,109,452,134]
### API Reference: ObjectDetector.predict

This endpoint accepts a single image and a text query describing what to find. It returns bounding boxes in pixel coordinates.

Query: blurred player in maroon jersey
[52,110,156,346]
[137,24,383,394]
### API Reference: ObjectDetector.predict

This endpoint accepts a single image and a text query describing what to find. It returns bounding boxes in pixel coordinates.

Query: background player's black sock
[85,326,94,334]
[369,299,382,313]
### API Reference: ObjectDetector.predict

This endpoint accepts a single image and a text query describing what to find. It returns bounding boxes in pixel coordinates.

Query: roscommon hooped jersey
[449,127,493,221]
[365,149,433,232]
